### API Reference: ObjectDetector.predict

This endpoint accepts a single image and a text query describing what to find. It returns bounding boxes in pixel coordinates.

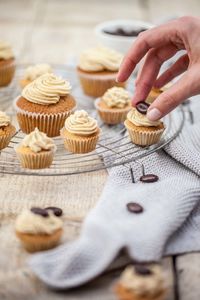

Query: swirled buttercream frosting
[0,111,10,127]
[22,73,71,105]
[65,110,98,136]
[0,41,14,60]
[24,64,52,81]
[22,128,57,153]
[15,209,63,235]
[127,108,161,127]
[79,46,123,72]
[102,87,130,108]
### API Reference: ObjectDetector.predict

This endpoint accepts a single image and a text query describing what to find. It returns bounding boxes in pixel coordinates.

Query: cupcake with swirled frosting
[0,111,16,150]
[16,127,57,169]
[0,40,15,87]
[14,73,76,137]
[61,110,100,153]
[124,107,165,146]
[77,46,126,97]
[19,63,53,88]
[95,87,131,124]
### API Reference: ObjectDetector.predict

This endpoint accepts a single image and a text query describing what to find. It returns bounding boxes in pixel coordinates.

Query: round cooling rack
[0,64,185,176]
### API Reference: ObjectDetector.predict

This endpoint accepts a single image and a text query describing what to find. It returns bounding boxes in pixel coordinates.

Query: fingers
[154,54,189,88]
[132,44,178,105]
[117,20,184,82]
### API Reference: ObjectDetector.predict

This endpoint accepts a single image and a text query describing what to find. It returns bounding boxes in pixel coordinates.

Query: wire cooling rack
[0,64,185,176]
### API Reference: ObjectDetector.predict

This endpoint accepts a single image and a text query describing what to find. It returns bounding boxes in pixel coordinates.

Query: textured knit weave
[29,98,200,289]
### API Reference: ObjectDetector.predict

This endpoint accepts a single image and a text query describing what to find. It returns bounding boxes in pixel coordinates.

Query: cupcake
[147,84,171,104]
[14,73,76,137]
[15,206,63,252]
[15,127,56,169]
[0,111,16,150]
[0,41,15,87]
[115,264,167,300]
[19,63,52,88]
[95,87,131,124]
[60,110,100,153]
[124,102,165,146]
[77,46,126,97]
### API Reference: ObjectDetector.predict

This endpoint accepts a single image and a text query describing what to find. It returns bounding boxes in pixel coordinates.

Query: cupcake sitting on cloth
[15,207,63,252]
[0,111,16,150]
[77,46,126,97]
[14,73,76,137]
[15,128,56,169]
[115,264,168,300]
[124,104,165,146]
[19,63,53,88]
[0,41,15,87]
[95,86,131,124]
[61,110,100,153]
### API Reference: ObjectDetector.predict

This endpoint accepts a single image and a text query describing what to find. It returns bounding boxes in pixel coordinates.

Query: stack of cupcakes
[0,40,15,87]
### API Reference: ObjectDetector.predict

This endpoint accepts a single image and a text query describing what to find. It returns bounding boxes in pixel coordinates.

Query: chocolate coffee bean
[31,207,49,217]
[127,202,143,213]
[140,174,159,183]
[136,101,150,114]
[45,206,63,217]
[135,265,152,276]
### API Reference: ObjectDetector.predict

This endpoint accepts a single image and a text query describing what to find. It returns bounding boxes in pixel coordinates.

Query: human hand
[117,16,200,120]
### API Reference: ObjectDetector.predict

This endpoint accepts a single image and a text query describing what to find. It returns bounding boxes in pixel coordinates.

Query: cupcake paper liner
[16,148,54,169]
[77,69,126,98]
[95,98,131,125]
[14,96,76,137]
[124,120,165,146]
[0,125,16,150]
[0,59,16,87]
[16,229,63,253]
[61,128,100,154]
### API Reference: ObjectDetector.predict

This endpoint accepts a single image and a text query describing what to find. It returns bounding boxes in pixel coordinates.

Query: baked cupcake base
[115,283,166,300]
[16,228,63,253]
[61,127,100,154]
[95,98,131,125]
[124,120,165,146]
[0,124,16,150]
[77,67,126,98]
[0,58,16,87]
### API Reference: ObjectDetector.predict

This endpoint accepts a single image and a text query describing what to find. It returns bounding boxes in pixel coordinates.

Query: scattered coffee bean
[140,174,159,183]
[127,202,143,213]
[134,265,152,276]
[136,101,150,114]
[45,206,63,217]
[31,207,49,217]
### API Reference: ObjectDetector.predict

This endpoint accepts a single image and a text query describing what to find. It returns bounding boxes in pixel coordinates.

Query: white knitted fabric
[29,98,200,290]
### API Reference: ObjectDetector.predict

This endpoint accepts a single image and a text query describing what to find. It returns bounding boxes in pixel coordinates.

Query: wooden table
[0,1,200,299]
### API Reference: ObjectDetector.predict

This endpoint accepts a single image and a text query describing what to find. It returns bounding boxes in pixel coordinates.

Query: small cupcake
[115,264,167,300]
[15,128,56,169]
[124,103,165,146]
[95,87,131,124]
[15,206,63,252]
[19,63,52,88]
[0,41,16,87]
[61,110,100,153]
[77,46,126,97]
[14,73,76,137]
[0,111,16,150]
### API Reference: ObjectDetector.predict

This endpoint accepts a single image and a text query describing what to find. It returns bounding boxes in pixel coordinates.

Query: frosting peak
[0,41,14,60]
[79,46,123,72]
[127,108,161,127]
[24,64,52,81]
[22,73,71,105]
[102,87,131,108]
[0,111,10,127]
[22,128,57,153]
[65,110,98,136]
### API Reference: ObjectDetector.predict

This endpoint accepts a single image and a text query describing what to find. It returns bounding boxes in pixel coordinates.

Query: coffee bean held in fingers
[31,207,49,217]
[45,206,63,217]
[136,101,150,114]
[140,174,159,183]
[127,202,143,213]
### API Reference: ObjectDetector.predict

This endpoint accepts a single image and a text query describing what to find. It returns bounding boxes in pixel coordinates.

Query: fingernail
[147,108,162,121]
